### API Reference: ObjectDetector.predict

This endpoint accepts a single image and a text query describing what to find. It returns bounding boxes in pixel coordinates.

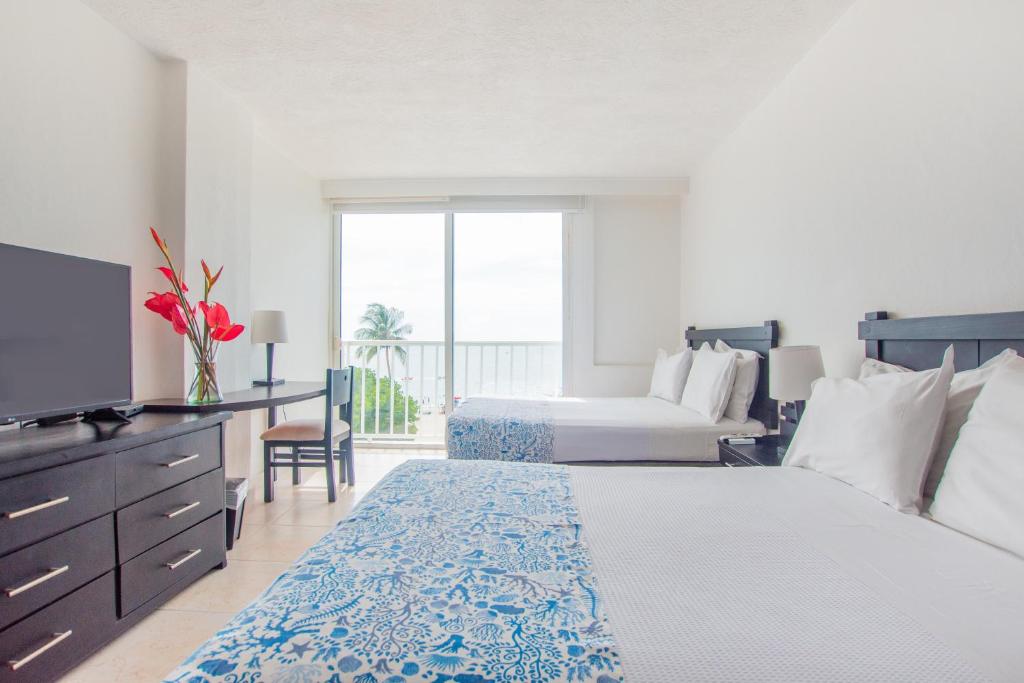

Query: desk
[144,382,326,428]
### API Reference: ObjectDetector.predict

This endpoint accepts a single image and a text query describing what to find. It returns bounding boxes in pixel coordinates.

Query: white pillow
[783,346,955,513]
[924,349,1018,499]
[715,340,760,423]
[858,358,910,379]
[679,342,737,422]
[648,348,694,403]
[929,355,1024,557]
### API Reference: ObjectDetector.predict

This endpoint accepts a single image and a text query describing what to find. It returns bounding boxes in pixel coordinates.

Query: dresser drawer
[0,515,114,631]
[0,572,116,683]
[119,512,224,616]
[115,427,221,505]
[0,456,114,556]
[117,469,224,562]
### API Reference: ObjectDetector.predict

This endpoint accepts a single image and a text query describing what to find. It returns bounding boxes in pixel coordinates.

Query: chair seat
[260,418,350,443]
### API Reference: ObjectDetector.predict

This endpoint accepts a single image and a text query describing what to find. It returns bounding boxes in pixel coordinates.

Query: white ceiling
[84,0,853,179]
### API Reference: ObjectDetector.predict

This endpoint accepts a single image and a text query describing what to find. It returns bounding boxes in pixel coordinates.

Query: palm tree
[353,303,412,378]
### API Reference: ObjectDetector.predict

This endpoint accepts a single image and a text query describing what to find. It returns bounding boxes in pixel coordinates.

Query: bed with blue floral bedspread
[446,397,555,463]
[166,459,623,683]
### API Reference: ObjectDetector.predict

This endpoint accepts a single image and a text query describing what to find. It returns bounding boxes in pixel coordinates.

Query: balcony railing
[340,339,561,443]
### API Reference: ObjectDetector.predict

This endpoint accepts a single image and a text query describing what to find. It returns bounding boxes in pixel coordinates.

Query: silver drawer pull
[6,630,73,671]
[4,496,70,520]
[164,501,201,519]
[5,566,70,598]
[166,548,202,570]
[163,453,200,468]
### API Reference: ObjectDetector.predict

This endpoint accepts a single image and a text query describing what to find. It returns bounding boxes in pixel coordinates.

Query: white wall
[681,0,1024,377]
[248,135,331,473]
[570,196,682,396]
[0,0,186,400]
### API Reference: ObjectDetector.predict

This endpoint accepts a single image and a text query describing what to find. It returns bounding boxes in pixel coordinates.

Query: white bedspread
[549,396,762,462]
[571,465,1024,682]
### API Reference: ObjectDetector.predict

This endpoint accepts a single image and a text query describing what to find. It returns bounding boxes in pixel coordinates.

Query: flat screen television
[0,243,132,425]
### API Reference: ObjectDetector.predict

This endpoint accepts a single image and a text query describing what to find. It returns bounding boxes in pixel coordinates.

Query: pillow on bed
[648,348,694,403]
[679,342,737,422]
[859,358,910,379]
[924,349,1018,500]
[783,346,955,513]
[715,340,760,423]
[929,355,1024,557]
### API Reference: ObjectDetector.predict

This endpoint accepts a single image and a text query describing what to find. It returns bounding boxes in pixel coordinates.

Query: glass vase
[187,358,223,405]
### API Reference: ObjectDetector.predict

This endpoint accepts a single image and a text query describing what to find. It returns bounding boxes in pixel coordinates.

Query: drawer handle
[6,630,73,671]
[166,548,202,570]
[4,496,70,520]
[164,501,201,519]
[5,566,70,598]
[163,453,200,468]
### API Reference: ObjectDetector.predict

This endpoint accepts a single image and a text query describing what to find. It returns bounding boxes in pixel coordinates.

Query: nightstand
[718,434,784,467]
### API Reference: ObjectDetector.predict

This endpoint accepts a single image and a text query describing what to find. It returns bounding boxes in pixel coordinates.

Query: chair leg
[263,442,274,503]
[345,438,355,486]
[271,445,277,482]
[335,447,346,485]
[291,446,300,485]
[323,440,337,503]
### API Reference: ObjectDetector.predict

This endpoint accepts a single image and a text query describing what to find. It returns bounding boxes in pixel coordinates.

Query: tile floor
[61,449,445,682]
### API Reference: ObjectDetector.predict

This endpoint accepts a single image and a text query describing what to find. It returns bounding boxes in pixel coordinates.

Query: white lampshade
[251,310,288,344]
[769,346,825,401]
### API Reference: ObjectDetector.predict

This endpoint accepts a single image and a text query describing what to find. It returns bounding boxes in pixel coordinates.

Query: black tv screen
[0,243,132,424]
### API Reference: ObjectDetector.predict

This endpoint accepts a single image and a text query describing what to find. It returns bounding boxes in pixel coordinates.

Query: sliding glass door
[452,213,563,405]
[339,210,565,446]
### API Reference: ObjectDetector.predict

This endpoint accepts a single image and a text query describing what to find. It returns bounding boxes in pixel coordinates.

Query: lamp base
[253,378,285,387]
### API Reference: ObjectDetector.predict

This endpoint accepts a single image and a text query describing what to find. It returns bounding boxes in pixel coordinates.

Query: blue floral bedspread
[166,459,623,683]
[447,398,555,463]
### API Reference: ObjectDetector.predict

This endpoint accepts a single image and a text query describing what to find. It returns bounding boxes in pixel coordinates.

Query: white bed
[573,464,1024,682]
[448,395,765,463]
[547,395,764,462]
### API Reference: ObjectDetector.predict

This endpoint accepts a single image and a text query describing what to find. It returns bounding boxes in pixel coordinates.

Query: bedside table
[718,434,784,467]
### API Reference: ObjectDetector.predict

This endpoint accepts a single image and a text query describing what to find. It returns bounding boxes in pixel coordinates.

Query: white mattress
[547,396,763,462]
[570,465,1024,682]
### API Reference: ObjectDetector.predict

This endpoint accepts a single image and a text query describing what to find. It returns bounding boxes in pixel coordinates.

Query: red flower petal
[212,323,245,342]
[170,304,190,335]
[157,267,187,292]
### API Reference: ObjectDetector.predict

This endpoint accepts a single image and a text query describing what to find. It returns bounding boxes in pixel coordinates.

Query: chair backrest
[325,367,354,428]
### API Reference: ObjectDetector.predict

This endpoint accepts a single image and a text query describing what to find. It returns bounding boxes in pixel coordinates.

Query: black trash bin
[225,477,248,551]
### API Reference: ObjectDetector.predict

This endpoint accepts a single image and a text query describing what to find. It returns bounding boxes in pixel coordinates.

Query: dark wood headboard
[859,310,1024,371]
[685,320,779,428]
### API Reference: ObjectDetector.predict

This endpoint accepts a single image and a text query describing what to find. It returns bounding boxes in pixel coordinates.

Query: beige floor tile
[227,523,333,563]
[161,559,291,613]
[61,609,234,683]
[270,495,357,526]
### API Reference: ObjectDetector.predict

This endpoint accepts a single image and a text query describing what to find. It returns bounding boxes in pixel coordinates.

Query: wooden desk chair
[260,367,354,503]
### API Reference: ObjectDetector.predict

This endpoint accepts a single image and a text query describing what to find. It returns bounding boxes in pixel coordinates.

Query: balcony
[341,339,561,445]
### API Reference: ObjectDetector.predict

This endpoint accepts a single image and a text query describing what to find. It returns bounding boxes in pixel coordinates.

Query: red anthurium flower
[198,301,245,342]
[144,291,179,322]
[169,304,191,336]
[157,266,187,292]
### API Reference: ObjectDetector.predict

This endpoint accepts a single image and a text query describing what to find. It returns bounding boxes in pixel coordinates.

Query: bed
[166,310,1024,682]
[446,321,779,463]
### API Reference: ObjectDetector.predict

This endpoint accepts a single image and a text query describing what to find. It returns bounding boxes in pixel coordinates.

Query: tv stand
[0,412,231,681]
[82,407,132,425]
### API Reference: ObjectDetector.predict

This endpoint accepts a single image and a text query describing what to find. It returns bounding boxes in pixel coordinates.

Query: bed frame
[859,310,1024,371]
[685,320,779,428]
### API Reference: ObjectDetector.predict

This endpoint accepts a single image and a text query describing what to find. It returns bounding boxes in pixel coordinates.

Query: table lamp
[252,310,288,386]
[769,345,825,456]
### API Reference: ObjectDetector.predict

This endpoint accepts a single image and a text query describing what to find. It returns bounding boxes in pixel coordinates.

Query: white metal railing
[341,339,561,442]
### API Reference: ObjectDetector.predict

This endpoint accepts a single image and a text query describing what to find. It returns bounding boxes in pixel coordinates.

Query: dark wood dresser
[0,412,231,681]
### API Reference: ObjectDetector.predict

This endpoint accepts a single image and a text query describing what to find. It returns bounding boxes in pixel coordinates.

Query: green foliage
[353,303,413,377]
[352,367,420,435]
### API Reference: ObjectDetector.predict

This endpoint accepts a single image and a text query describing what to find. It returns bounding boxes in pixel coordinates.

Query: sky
[340,213,562,342]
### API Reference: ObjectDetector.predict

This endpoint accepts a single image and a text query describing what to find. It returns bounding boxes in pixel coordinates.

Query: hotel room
[1,1,1022,681]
